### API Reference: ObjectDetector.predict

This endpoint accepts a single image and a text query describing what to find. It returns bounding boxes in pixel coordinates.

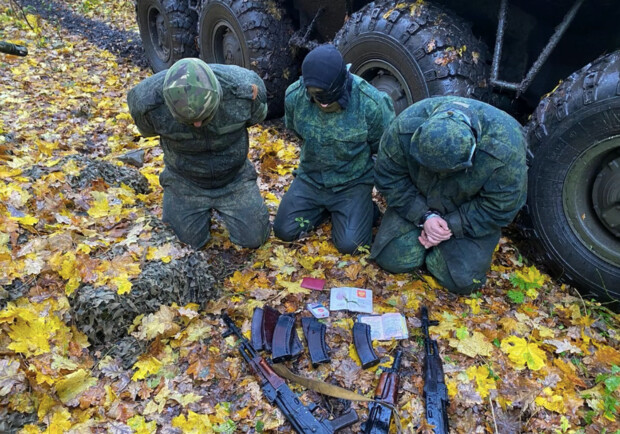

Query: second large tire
[198,0,297,118]
[334,1,490,114]
[523,51,620,303]
[136,0,199,72]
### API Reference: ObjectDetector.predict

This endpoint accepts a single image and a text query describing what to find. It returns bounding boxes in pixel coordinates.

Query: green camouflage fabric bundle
[371,96,527,292]
[72,248,218,347]
[284,74,395,191]
[163,58,221,124]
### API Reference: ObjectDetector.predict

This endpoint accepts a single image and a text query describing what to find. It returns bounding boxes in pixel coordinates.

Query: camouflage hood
[410,107,479,173]
[163,58,221,124]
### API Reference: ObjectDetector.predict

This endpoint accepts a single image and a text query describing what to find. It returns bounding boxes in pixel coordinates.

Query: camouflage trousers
[370,208,500,294]
[273,178,374,254]
[160,167,270,250]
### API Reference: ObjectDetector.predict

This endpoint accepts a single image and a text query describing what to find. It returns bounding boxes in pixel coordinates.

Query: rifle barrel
[0,41,28,57]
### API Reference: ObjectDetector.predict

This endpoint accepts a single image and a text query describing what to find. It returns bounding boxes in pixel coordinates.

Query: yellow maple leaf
[0,231,9,254]
[498,316,530,335]
[464,298,481,314]
[449,331,494,358]
[55,369,97,404]
[127,415,157,434]
[132,356,163,381]
[466,365,497,399]
[536,325,556,339]
[172,411,214,433]
[61,159,81,176]
[140,169,161,190]
[430,311,459,339]
[263,191,280,207]
[535,387,566,413]
[500,336,547,370]
[212,402,231,424]
[111,184,137,206]
[87,191,111,218]
[0,302,38,324]
[8,317,57,356]
[422,274,442,290]
[48,407,73,434]
[276,275,310,295]
[65,277,80,296]
[37,394,57,420]
[59,252,78,279]
[112,275,133,295]
[0,182,31,206]
[516,265,546,287]
[104,384,117,408]
[176,392,202,406]
[228,269,256,290]
[297,254,321,271]
[348,343,362,366]
[146,244,173,263]
[269,245,297,275]
[10,214,38,226]
[446,379,458,398]
[134,305,179,340]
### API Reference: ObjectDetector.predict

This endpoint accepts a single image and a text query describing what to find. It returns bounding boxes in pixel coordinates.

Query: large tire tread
[164,2,199,61]
[200,0,296,117]
[136,0,198,72]
[522,50,620,302]
[334,1,490,102]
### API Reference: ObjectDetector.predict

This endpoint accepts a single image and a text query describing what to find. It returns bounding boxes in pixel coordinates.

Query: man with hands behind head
[127,58,270,250]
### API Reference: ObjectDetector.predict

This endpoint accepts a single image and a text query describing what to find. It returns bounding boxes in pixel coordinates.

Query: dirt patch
[15,0,149,68]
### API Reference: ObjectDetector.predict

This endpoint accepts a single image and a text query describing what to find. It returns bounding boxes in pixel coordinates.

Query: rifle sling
[271,363,402,433]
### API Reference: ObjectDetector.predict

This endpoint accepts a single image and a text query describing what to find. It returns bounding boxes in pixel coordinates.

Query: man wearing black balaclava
[273,44,395,253]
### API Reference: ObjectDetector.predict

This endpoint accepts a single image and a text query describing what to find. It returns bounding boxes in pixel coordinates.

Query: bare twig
[489,395,499,434]
[9,0,35,31]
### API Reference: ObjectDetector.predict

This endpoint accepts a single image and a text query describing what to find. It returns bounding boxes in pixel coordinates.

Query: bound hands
[419,216,452,249]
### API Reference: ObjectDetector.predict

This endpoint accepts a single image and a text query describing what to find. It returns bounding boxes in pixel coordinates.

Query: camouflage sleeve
[126,78,159,137]
[284,81,302,139]
[366,91,395,154]
[248,72,268,126]
[374,121,429,223]
[444,159,528,238]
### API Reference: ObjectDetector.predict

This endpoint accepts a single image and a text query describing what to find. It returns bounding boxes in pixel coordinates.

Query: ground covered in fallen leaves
[1,1,619,433]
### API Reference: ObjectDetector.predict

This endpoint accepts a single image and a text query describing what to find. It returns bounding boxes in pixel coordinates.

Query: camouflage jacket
[285,74,395,191]
[375,96,527,238]
[127,64,267,189]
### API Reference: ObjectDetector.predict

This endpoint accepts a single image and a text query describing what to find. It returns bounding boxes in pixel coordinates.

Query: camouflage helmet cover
[410,108,477,173]
[163,58,221,124]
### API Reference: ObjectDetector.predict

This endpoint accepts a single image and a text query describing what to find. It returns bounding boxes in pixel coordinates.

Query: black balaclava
[301,44,353,109]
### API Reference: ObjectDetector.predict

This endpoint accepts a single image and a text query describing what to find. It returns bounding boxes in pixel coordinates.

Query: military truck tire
[136,0,199,72]
[334,1,489,114]
[198,0,296,117]
[524,51,620,303]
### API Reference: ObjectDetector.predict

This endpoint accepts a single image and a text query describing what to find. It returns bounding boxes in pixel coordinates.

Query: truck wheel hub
[214,23,242,65]
[592,155,620,237]
[563,136,620,266]
[356,61,410,114]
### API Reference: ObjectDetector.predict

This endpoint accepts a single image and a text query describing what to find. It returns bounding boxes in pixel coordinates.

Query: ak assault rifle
[421,306,449,434]
[0,42,28,56]
[362,348,402,434]
[222,314,358,433]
